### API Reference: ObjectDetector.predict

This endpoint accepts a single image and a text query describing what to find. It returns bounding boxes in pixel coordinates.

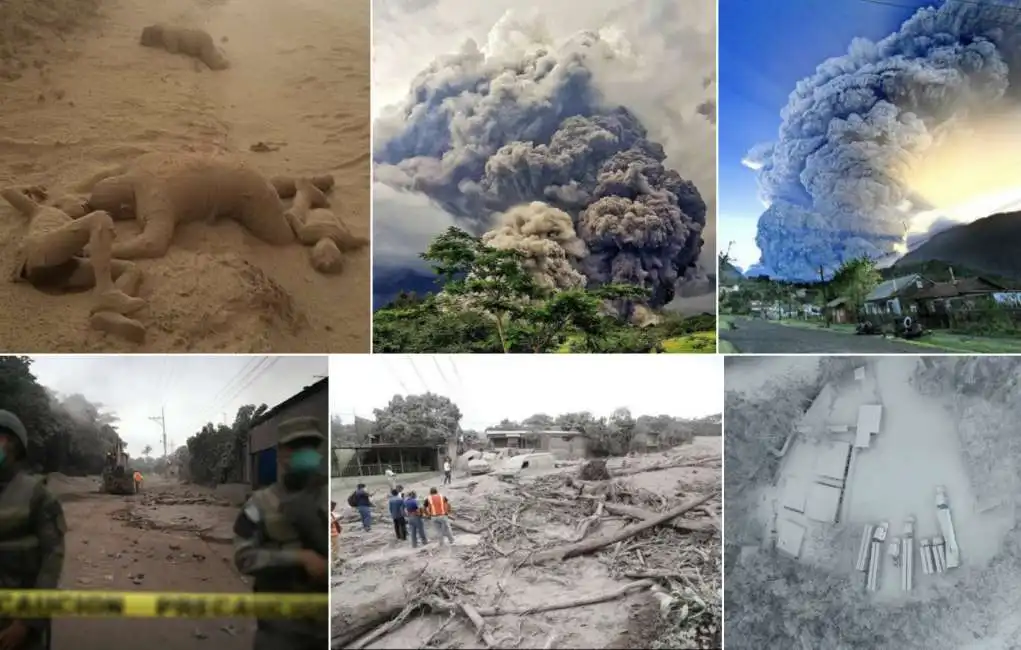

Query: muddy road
[48,475,253,648]
[0,0,370,353]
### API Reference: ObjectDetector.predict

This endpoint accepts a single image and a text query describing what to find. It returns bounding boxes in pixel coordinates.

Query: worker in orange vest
[422,487,454,545]
[133,470,143,493]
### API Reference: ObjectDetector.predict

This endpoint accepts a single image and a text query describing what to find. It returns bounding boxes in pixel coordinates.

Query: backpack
[347,491,358,508]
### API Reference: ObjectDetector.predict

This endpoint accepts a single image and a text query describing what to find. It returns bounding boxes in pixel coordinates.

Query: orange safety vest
[330,512,341,537]
[133,472,142,482]
[426,494,449,517]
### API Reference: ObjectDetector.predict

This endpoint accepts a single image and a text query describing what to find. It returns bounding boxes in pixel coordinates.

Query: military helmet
[277,416,324,446]
[0,410,28,452]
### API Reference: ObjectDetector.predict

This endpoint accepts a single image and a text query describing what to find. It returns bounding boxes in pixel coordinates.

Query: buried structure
[333,438,723,649]
[724,356,1021,649]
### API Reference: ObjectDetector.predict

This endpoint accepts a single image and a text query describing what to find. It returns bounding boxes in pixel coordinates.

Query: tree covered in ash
[913,356,1021,504]
[336,395,719,454]
[0,356,124,475]
[184,403,269,485]
[373,393,463,445]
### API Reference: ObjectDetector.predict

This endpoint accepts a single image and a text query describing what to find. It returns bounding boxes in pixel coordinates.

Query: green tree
[830,256,881,315]
[373,227,652,353]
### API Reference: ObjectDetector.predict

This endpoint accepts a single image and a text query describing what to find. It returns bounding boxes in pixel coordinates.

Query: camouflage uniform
[233,416,328,650]
[0,411,66,650]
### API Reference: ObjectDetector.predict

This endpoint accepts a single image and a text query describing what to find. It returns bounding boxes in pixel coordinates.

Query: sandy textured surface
[0,0,369,352]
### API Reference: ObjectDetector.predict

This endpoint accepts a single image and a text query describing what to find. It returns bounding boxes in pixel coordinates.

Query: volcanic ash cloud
[746,1,1021,280]
[374,16,708,308]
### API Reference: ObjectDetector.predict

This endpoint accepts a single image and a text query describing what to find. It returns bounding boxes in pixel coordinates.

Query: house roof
[250,377,327,429]
[825,297,848,308]
[865,275,924,302]
[912,277,1007,299]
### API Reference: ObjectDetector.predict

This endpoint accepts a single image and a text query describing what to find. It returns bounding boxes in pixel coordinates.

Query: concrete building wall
[246,383,328,487]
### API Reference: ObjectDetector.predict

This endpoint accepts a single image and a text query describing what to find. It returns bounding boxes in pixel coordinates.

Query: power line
[407,356,429,393]
[447,357,462,387]
[222,357,279,407]
[208,357,264,415]
[432,356,450,392]
[380,356,411,394]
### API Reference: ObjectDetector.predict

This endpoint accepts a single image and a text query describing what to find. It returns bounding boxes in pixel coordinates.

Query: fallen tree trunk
[475,580,653,616]
[612,457,719,477]
[332,587,409,648]
[526,492,718,564]
[450,517,483,535]
[601,502,716,532]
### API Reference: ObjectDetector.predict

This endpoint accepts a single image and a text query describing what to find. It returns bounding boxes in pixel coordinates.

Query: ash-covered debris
[334,444,721,649]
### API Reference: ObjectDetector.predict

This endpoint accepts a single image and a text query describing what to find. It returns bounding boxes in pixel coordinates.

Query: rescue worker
[348,483,372,531]
[0,410,66,650]
[233,416,328,650]
[388,489,407,542]
[132,470,143,492]
[423,487,454,546]
[404,490,427,548]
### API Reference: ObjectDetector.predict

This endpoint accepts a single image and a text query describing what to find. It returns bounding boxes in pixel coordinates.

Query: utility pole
[149,407,167,459]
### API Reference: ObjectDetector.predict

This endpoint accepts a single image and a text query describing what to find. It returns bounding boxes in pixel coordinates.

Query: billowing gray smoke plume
[746,0,1021,281]
[483,202,588,290]
[374,15,709,308]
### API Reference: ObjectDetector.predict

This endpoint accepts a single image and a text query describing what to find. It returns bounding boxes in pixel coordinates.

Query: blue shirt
[388,495,406,520]
[404,497,420,515]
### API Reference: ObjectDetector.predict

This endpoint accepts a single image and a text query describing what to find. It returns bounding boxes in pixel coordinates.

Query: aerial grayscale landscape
[724,355,1021,649]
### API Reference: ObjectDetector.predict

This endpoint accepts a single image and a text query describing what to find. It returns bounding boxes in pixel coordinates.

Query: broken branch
[526,492,718,564]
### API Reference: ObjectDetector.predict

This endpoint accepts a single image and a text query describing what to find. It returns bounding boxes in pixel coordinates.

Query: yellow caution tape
[0,591,328,619]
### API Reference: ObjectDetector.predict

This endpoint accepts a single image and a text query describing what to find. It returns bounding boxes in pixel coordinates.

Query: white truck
[935,486,961,569]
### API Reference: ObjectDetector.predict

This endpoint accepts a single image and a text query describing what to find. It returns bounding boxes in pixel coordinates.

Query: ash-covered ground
[333,439,721,649]
[724,356,1021,650]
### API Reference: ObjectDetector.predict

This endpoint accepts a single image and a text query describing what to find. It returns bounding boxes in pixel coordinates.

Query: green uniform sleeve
[232,498,302,575]
[33,487,66,591]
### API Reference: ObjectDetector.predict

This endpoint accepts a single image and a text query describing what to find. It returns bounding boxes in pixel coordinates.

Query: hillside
[895,211,1021,279]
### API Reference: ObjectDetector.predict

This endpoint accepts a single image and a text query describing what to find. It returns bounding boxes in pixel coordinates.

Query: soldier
[233,416,329,650]
[0,410,66,650]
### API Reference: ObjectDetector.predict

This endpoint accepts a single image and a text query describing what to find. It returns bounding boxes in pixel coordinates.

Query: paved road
[720,318,952,353]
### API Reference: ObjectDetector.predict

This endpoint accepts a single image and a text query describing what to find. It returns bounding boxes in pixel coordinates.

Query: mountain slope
[894,211,1021,279]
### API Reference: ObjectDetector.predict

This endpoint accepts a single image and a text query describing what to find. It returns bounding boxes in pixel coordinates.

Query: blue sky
[719,0,939,270]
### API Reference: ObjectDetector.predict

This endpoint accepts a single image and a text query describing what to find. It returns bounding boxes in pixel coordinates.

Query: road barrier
[0,591,328,619]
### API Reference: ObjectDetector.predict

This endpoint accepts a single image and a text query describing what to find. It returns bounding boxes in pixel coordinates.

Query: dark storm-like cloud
[373,20,711,308]
[747,0,1021,281]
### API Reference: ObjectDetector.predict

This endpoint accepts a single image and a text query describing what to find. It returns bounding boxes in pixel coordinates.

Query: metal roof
[865,275,923,302]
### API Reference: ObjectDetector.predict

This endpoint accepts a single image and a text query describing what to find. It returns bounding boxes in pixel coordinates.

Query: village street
[720,318,951,353]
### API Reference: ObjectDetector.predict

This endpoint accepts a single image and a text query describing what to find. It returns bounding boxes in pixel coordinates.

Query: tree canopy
[0,356,124,475]
[372,393,462,445]
[184,403,268,485]
[373,227,713,353]
[334,392,721,456]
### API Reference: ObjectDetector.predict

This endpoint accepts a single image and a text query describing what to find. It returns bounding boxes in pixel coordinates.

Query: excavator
[101,442,137,495]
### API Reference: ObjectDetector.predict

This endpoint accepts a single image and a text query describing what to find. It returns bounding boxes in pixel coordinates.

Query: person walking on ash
[233,416,329,650]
